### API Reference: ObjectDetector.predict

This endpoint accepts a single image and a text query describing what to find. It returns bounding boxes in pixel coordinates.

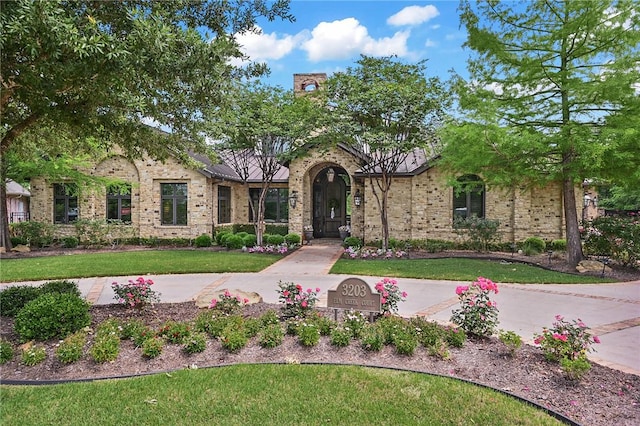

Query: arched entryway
[312,166,350,238]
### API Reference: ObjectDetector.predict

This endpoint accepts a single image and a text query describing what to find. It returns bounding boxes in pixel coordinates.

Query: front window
[161,183,187,225]
[453,175,485,219]
[107,184,132,222]
[249,188,289,222]
[54,183,78,224]
[218,186,231,224]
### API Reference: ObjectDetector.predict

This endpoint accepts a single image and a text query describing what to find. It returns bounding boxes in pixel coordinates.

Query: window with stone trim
[248,188,289,223]
[453,175,485,219]
[218,186,231,224]
[161,183,187,225]
[54,183,78,224]
[107,184,132,222]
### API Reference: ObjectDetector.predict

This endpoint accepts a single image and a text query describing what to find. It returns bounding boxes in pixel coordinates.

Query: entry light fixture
[353,189,362,207]
[289,190,298,208]
[326,167,335,183]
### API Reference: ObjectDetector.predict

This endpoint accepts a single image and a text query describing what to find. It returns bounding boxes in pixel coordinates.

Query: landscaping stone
[194,288,263,309]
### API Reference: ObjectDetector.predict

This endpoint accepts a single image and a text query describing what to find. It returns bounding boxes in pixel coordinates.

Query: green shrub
[216,231,232,246]
[9,221,54,248]
[157,320,192,344]
[74,219,114,247]
[0,339,14,364]
[182,332,207,354]
[21,344,46,366]
[10,236,27,246]
[583,216,640,267]
[453,216,501,252]
[243,318,262,338]
[285,318,302,336]
[236,232,249,239]
[258,324,284,348]
[132,326,154,347]
[388,238,409,250]
[142,336,164,359]
[40,280,81,297]
[561,356,591,381]
[0,285,42,317]
[259,310,281,327]
[343,310,367,339]
[206,315,244,339]
[498,330,522,357]
[522,237,546,255]
[55,331,87,364]
[427,338,450,360]
[121,319,147,340]
[343,236,362,248]
[330,327,352,347]
[62,236,79,248]
[284,233,301,245]
[549,239,567,252]
[266,234,285,245]
[394,330,418,356]
[90,321,121,363]
[15,293,91,342]
[444,326,466,348]
[225,234,245,250]
[360,325,384,351]
[376,315,409,345]
[232,224,254,234]
[311,313,336,336]
[298,322,320,347]
[264,224,288,236]
[242,234,257,247]
[194,233,213,248]
[220,326,248,352]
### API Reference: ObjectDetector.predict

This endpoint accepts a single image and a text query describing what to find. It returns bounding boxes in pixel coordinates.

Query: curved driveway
[5,241,639,375]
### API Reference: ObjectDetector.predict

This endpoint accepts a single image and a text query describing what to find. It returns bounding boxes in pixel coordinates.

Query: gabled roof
[6,180,30,197]
[190,150,289,183]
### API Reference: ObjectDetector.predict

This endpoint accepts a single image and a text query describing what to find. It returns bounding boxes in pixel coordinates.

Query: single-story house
[6,180,30,223]
[28,74,579,244]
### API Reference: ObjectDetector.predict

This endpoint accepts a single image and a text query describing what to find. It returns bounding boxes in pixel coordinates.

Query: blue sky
[235,1,469,88]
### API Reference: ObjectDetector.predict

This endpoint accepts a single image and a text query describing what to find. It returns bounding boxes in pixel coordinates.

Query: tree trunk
[563,178,583,267]
[0,184,11,252]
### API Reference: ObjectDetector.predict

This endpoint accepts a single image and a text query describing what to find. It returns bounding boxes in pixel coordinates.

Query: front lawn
[330,258,613,284]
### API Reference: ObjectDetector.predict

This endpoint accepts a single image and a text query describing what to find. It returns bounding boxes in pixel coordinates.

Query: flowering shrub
[583,215,639,267]
[247,244,289,254]
[343,309,368,338]
[450,277,499,338]
[112,277,160,309]
[209,290,249,315]
[374,278,407,315]
[277,281,320,318]
[533,315,600,362]
[343,247,407,259]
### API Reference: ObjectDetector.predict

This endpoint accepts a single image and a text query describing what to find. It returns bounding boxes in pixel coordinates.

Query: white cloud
[387,5,440,26]
[425,38,437,48]
[302,18,411,62]
[234,26,302,61]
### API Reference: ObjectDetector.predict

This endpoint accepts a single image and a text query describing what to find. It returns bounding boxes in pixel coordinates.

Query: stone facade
[29,145,576,244]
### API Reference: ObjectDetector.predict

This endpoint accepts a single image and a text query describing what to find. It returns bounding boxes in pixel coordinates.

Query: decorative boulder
[10,244,30,253]
[195,288,263,309]
[576,260,611,274]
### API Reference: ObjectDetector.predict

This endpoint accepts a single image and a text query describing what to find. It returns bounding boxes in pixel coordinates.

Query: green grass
[0,364,562,426]
[0,251,280,282]
[330,258,613,284]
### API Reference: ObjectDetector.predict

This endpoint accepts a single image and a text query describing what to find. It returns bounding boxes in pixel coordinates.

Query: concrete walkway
[4,240,639,375]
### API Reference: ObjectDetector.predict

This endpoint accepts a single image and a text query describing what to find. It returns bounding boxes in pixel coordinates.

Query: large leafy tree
[439,0,639,266]
[214,82,321,245]
[323,56,446,250]
[0,0,293,249]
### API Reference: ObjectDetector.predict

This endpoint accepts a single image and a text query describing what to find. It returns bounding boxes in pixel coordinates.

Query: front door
[313,168,346,238]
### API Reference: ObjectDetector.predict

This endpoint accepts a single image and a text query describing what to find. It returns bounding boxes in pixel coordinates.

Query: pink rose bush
[112,277,160,309]
[374,278,407,315]
[450,277,499,337]
[277,281,320,318]
[209,290,250,315]
[533,315,600,362]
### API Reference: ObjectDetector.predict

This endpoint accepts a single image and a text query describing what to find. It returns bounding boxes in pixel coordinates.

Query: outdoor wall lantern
[583,194,597,207]
[353,189,362,207]
[326,167,335,183]
[289,190,298,208]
